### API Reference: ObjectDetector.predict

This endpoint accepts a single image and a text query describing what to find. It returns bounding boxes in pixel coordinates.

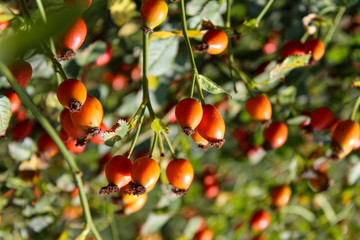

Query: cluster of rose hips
[247,185,292,238]
[57,79,104,148]
[175,98,226,150]
[201,165,220,199]
[301,107,360,160]
[99,154,194,214]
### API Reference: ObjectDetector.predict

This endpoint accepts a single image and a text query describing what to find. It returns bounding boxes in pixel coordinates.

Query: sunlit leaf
[8,138,35,161]
[152,30,203,39]
[146,37,179,76]
[270,55,311,81]
[103,119,128,146]
[199,74,230,96]
[0,95,11,136]
[28,215,54,232]
[151,118,170,133]
[287,115,309,125]
[140,212,173,235]
[108,0,136,27]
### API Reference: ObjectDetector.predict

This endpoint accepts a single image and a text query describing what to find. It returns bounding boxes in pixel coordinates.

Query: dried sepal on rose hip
[166,158,194,195]
[175,98,203,136]
[112,184,148,215]
[196,104,225,149]
[140,0,168,34]
[57,79,87,112]
[195,29,228,55]
[59,129,87,154]
[70,95,104,142]
[331,120,360,160]
[99,155,133,194]
[57,18,87,61]
[125,157,160,196]
[89,123,108,144]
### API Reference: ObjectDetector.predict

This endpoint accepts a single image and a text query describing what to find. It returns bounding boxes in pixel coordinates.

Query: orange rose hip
[99,155,133,194]
[57,79,87,112]
[196,104,225,148]
[245,94,272,121]
[175,98,203,136]
[166,158,194,195]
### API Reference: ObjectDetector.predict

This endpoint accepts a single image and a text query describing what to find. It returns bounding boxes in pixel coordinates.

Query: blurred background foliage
[0,0,360,239]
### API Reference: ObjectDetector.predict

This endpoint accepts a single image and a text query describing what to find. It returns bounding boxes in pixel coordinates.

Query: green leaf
[243,18,257,28]
[75,41,106,66]
[108,0,137,27]
[0,95,11,136]
[198,74,230,96]
[146,37,179,76]
[103,119,128,147]
[151,118,170,133]
[8,138,35,161]
[184,217,203,239]
[278,85,297,105]
[270,54,311,81]
[140,212,173,235]
[28,215,54,232]
[286,115,310,125]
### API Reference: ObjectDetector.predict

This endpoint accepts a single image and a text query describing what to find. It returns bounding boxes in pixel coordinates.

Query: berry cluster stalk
[179,0,205,104]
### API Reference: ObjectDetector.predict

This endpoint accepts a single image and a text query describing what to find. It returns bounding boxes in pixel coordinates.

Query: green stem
[19,0,31,24]
[323,7,346,47]
[142,32,156,119]
[300,33,309,43]
[0,62,102,240]
[149,133,159,158]
[127,111,145,158]
[161,131,176,159]
[256,0,275,27]
[350,96,360,121]
[189,73,196,98]
[35,0,46,22]
[179,0,205,103]
[226,0,237,93]
[158,133,165,157]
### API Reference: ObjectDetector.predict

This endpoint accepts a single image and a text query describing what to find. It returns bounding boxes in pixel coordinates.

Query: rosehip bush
[0,0,360,239]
